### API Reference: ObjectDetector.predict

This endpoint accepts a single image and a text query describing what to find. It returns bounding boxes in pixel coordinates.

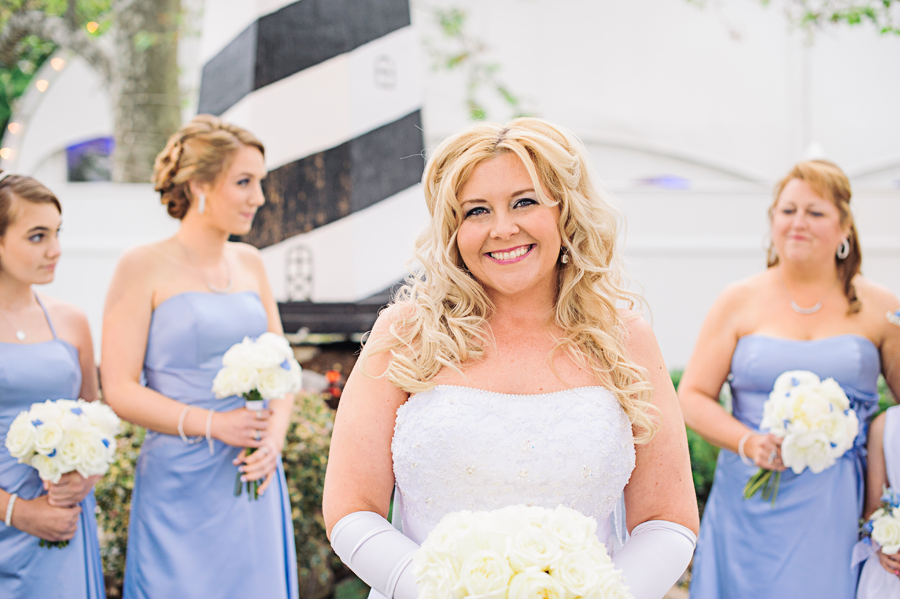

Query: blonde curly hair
[364,117,659,444]
[152,114,264,219]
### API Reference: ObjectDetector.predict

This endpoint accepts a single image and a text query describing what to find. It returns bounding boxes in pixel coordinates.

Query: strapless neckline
[414,384,612,399]
[740,333,878,350]
[153,289,261,313]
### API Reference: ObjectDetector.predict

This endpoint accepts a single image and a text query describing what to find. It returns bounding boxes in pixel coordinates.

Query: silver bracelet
[737,431,755,466]
[177,406,202,444]
[5,493,18,527]
[205,409,215,455]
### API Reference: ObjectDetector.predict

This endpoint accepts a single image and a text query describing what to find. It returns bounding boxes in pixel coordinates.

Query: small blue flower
[791,377,800,386]
[47,449,56,458]
[280,358,291,371]
[70,407,83,416]
[102,438,110,448]
[830,442,838,449]
[863,521,874,533]
[31,419,43,427]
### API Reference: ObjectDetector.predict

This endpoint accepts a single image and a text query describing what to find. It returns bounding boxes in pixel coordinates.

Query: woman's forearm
[267,394,294,452]
[680,389,752,452]
[103,381,208,437]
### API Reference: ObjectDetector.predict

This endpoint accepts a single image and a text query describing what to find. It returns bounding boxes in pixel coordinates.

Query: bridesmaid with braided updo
[100,115,298,599]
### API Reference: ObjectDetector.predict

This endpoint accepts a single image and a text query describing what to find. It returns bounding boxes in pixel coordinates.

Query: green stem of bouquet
[233,389,264,500]
[39,539,69,549]
[743,468,783,506]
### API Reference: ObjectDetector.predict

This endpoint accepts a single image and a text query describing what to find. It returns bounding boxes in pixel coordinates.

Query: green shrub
[93,394,343,599]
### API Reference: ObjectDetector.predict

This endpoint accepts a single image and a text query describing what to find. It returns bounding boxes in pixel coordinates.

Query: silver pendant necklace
[206,259,233,294]
[0,304,26,340]
[779,270,837,316]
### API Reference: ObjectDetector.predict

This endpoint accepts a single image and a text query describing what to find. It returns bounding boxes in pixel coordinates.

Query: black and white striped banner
[198,0,426,306]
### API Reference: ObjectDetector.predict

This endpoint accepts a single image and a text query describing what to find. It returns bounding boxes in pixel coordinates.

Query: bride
[322,118,698,599]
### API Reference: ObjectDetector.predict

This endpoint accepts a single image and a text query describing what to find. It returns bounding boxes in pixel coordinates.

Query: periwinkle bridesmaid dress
[123,291,298,599]
[690,335,880,599]
[0,294,105,598]
[855,405,900,598]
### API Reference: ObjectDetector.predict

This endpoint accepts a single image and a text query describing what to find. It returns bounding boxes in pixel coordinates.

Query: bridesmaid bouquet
[4,399,120,547]
[414,505,633,599]
[861,487,900,556]
[212,332,302,499]
[744,370,859,505]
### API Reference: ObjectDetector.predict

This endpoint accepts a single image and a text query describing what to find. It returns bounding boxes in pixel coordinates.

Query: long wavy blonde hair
[363,118,658,443]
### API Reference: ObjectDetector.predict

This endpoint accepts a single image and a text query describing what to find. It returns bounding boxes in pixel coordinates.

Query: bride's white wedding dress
[391,385,636,546]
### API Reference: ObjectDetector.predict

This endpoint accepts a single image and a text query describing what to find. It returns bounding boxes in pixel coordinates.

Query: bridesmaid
[857,404,900,597]
[679,160,900,598]
[100,115,298,599]
[0,174,104,597]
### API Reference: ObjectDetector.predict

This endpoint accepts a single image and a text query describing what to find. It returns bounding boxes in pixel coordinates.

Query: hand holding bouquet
[212,332,302,499]
[744,370,858,505]
[4,398,120,547]
[414,505,633,599]
[862,487,900,556]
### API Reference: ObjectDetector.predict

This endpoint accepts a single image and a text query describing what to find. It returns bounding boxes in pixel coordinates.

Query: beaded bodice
[391,385,635,543]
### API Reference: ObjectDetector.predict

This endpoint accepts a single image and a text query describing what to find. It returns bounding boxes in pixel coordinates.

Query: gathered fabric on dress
[123,291,298,599]
[855,405,900,598]
[0,294,104,599]
[690,335,881,599]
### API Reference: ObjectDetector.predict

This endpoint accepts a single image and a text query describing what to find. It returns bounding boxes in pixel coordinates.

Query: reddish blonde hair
[768,160,861,314]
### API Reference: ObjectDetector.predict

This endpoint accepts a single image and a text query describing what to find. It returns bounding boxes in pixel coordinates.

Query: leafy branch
[420,5,531,121]
[687,0,900,35]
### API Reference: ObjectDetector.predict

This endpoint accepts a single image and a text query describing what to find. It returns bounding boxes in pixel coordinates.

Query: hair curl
[152,114,265,219]
[363,118,659,444]
[767,159,861,314]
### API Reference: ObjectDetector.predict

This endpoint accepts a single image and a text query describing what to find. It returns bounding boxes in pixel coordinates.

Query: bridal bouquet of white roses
[414,505,633,599]
[744,370,859,505]
[5,398,120,547]
[212,332,302,498]
[861,487,900,556]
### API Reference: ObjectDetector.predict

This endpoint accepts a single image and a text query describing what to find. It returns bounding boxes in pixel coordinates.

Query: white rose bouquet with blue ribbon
[414,505,633,599]
[5,398,120,547]
[744,370,859,505]
[212,332,302,498]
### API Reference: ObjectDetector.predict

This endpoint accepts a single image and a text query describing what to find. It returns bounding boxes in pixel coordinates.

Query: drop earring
[197,193,206,215]
[560,247,569,264]
[836,239,850,260]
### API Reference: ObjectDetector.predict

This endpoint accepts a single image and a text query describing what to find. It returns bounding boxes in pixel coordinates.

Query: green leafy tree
[687,0,900,35]
[0,0,181,182]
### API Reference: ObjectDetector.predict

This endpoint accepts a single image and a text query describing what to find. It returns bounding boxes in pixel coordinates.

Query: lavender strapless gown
[690,334,880,599]
[123,291,298,599]
[0,294,104,598]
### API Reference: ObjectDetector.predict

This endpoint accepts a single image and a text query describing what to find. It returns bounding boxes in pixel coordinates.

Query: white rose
[873,514,900,555]
[821,410,858,454]
[424,511,486,564]
[79,401,121,438]
[773,370,821,395]
[506,526,562,572]
[33,421,64,456]
[221,338,255,367]
[413,552,465,599]
[256,332,295,361]
[550,551,605,599]
[257,366,295,400]
[30,453,63,483]
[244,342,286,370]
[787,385,831,431]
[458,550,513,599]
[29,400,63,425]
[5,412,37,459]
[543,506,598,551]
[289,360,303,393]
[760,395,792,436]
[588,564,633,599]
[212,364,258,399]
[819,378,851,410]
[508,570,565,599]
[57,431,89,469]
[781,429,835,474]
[76,433,112,478]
